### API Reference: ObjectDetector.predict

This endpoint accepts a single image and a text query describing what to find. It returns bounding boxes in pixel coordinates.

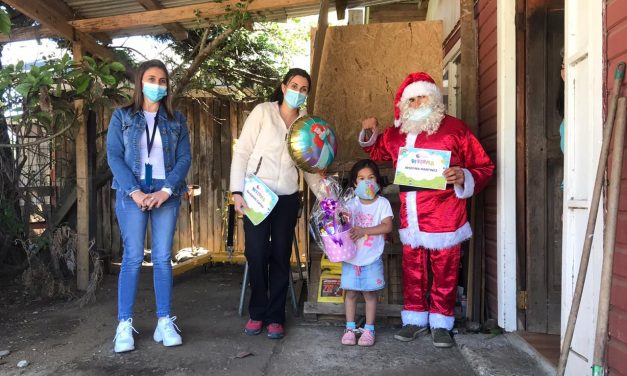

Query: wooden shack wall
[312,21,443,164]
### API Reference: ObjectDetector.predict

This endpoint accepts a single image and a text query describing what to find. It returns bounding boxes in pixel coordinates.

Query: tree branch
[0,120,76,148]
[173,25,240,99]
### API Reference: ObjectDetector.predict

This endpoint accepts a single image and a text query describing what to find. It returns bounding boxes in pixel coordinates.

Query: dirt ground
[0,264,549,376]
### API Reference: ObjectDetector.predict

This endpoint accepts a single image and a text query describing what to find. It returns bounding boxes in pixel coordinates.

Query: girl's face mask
[355,179,380,200]
[284,89,307,109]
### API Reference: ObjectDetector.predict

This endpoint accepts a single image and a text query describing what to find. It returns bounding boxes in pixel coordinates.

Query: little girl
[341,159,393,346]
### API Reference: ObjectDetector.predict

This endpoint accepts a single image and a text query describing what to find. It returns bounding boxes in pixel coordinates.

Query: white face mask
[407,105,433,122]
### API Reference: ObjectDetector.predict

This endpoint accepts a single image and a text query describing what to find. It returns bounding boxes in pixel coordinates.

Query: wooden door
[562,0,604,371]
[524,0,564,334]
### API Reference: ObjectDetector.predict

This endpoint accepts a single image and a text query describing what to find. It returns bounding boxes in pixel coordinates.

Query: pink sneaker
[244,319,263,336]
[341,329,357,345]
[266,323,285,339]
[358,329,375,347]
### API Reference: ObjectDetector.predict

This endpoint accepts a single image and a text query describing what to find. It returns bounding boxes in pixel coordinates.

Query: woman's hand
[145,191,170,210]
[444,166,465,185]
[350,226,368,241]
[131,191,149,210]
[233,193,248,215]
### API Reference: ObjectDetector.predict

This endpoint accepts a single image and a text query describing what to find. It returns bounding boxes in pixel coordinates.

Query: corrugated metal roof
[62,0,420,37]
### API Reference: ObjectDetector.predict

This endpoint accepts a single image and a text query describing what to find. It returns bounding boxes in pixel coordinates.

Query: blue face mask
[284,89,307,109]
[408,105,433,122]
[355,179,380,200]
[143,82,168,103]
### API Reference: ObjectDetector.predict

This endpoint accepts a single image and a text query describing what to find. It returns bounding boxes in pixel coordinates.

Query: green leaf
[35,111,53,124]
[16,61,24,71]
[83,56,96,67]
[101,74,116,86]
[40,75,53,86]
[15,83,32,97]
[74,75,92,94]
[109,62,126,72]
[0,9,11,35]
[30,65,40,77]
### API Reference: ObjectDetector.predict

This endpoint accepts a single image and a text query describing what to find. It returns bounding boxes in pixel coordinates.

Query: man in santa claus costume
[359,72,494,348]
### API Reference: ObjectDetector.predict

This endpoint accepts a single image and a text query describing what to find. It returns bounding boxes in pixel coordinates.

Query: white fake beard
[399,98,446,135]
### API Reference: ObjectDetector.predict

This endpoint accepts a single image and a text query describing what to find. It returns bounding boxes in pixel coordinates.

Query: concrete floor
[0,264,552,376]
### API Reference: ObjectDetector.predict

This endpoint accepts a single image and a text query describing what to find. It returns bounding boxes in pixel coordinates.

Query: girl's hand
[131,191,148,210]
[362,117,378,131]
[350,226,367,241]
[233,193,248,215]
[145,191,170,210]
[444,166,465,185]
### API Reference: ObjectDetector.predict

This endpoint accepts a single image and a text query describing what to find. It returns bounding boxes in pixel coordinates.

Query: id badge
[145,163,153,186]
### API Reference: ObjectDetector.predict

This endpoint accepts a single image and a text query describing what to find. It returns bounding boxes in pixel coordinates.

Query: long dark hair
[556,48,565,119]
[124,60,175,119]
[270,68,312,105]
[350,159,383,188]
[556,78,564,119]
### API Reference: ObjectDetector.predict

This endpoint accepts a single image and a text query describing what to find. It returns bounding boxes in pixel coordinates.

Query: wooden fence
[90,97,259,263]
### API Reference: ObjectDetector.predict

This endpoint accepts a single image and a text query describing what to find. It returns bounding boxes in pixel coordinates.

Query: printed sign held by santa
[359,72,495,348]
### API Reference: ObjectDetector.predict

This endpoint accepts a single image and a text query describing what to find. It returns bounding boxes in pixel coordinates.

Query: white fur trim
[405,132,418,148]
[405,191,419,231]
[399,222,472,250]
[429,312,455,330]
[358,128,378,147]
[394,118,402,127]
[401,81,442,102]
[401,310,429,326]
[454,168,475,199]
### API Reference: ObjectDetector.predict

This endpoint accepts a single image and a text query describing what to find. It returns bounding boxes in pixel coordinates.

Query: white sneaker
[113,318,138,353]
[153,316,182,347]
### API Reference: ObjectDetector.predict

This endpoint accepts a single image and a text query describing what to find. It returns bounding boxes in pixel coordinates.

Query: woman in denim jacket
[106,60,191,353]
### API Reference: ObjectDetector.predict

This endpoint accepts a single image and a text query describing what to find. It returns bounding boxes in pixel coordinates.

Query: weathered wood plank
[69,0,320,33]
[212,99,222,254]
[198,99,210,250]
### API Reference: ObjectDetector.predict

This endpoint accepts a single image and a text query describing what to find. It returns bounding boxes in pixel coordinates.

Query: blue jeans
[115,179,181,320]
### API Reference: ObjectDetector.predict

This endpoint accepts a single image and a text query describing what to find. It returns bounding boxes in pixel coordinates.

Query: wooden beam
[69,0,320,33]
[0,25,55,43]
[460,0,481,322]
[73,42,90,291]
[5,0,112,57]
[136,0,188,41]
[4,0,133,79]
[336,0,348,20]
[307,0,329,114]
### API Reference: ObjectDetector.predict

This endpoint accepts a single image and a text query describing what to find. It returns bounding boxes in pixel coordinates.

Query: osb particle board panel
[312,21,443,163]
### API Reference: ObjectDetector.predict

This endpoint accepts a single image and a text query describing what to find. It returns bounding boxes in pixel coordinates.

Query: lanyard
[145,114,159,158]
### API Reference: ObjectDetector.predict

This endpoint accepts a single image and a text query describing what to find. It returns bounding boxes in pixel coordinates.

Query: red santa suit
[359,72,494,330]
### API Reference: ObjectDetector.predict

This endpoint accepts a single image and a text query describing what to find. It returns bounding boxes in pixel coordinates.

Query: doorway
[517,0,564,337]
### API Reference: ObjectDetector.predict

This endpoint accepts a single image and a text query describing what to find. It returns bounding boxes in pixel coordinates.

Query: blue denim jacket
[106,105,192,197]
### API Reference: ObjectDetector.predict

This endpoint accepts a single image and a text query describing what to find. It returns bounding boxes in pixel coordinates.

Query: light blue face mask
[284,89,307,109]
[355,179,380,200]
[143,82,168,103]
[408,105,433,122]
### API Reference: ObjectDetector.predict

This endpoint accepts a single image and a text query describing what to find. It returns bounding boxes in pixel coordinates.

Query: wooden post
[73,41,90,290]
[307,0,329,114]
[459,0,481,321]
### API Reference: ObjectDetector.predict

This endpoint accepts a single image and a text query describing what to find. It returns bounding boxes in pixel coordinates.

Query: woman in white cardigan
[230,68,321,339]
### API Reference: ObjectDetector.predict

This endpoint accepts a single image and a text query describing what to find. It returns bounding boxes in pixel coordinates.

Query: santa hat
[394,72,442,127]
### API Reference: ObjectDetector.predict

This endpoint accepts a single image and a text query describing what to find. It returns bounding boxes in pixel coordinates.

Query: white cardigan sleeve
[229,104,264,193]
[303,171,324,200]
